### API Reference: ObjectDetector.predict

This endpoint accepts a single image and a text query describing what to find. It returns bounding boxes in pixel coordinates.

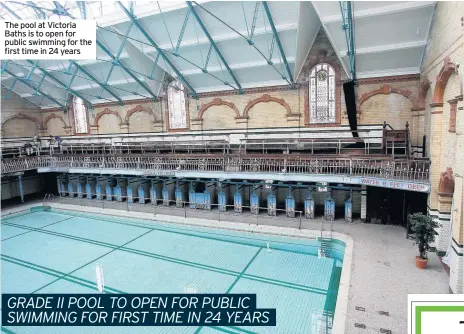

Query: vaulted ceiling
[0,1,436,109]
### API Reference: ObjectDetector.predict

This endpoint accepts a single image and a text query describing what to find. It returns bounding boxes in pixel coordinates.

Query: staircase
[319,216,334,258]
[43,193,54,210]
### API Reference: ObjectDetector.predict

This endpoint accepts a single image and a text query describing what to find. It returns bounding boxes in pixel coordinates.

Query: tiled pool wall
[1,204,353,334]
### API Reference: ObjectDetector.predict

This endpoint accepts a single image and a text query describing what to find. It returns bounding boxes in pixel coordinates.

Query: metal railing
[43,193,54,207]
[1,154,430,182]
[56,194,305,229]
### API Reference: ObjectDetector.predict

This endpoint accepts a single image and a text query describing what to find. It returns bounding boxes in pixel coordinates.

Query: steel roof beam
[3,78,18,99]
[96,40,159,102]
[26,1,46,19]
[191,1,291,86]
[340,1,357,83]
[0,2,21,19]
[2,9,92,107]
[52,1,75,18]
[262,1,294,86]
[3,68,67,109]
[1,61,9,74]
[186,1,243,93]
[117,1,198,99]
[104,22,133,84]
[71,61,124,105]
[24,60,93,108]
[76,1,86,19]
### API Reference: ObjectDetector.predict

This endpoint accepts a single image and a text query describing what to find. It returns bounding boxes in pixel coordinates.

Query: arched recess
[125,105,157,133]
[432,57,461,104]
[244,94,292,128]
[358,90,413,129]
[43,113,67,136]
[198,98,240,130]
[357,84,418,110]
[243,94,292,119]
[439,71,461,172]
[1,113,42,137]
[94,108,123,134]
[94,108,123,126]
[423,84,434,156]
[417,78,431,110]
[198,98,240,120]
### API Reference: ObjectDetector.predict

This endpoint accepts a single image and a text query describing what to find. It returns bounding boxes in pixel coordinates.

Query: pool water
[1,208,345,334]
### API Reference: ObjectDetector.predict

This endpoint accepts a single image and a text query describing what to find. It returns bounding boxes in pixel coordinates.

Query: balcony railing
[1,154,430,182]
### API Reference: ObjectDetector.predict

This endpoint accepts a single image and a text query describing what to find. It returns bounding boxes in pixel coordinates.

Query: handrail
[43,193,54,207]
[1,154,431,182]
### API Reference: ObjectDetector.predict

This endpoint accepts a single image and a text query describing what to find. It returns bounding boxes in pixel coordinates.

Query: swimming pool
[1,207,346,333]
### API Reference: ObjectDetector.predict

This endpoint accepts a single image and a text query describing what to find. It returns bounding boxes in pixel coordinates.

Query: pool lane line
[3,222,333,295]
[31,229,154,294]
[210,326,256,334]
[226,248,262,294]
[3,216,336,268]
[240,274,328,295]
[1,216,74,242]
[2,220,250,276]
[3,221,331,295]
[2,221,240,277]
[49,208,326,257]
[209,327,238,334]
[1,209,35,223]
[1,326,16,334]
[1,255,123,294]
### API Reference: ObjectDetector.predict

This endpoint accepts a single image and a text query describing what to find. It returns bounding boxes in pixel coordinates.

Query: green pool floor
[1,208,343,334]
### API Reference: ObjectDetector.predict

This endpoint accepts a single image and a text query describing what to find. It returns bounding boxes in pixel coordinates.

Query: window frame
[70,95,90,135]
[305,61,341,127]
[166,82,189,131]
[309,63,336,124]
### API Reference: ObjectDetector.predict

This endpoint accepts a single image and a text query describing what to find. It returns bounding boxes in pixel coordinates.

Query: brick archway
[417,78,431,110]
[357,84,419,110]
[1,113,43,132]
[94,108,123,126]
[43,113,67,129]
[432,57,460,104]
[197,98,240,120]
[242,94,291,119]
[124,105,156,124]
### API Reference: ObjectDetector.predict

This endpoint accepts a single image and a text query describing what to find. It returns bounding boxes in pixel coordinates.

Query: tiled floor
[330,221,449,334]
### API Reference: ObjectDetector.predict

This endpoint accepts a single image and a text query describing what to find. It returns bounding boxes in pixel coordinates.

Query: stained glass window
[309,63,336,124]
[168,82,187,129]
[72,96,88,133]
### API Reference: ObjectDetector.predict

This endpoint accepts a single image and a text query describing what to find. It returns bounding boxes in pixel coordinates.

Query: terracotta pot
[415,256,428,269]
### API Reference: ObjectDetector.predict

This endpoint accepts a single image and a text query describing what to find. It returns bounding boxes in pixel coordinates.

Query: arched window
[309,63,336,124]
[167,82,187,129]
[71,96,89,134]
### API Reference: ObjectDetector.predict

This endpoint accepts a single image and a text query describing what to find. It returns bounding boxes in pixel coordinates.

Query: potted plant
[409,213,441,269]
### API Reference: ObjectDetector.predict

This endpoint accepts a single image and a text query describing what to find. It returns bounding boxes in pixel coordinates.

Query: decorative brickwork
[197,98,240,120]
[94,108,123,126]
[448,98,458,133]
[196,85,294,98]
[417,78,432,110]
[242,94,292,119]
[432,57,460,104]
[124,105,156,124]
[1,112,43,131]
[43,113,67,130]
[438,167,455,196]
[357,84,418,110]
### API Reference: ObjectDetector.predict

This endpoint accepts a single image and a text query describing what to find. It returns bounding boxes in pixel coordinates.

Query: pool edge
[1,203,353,333]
